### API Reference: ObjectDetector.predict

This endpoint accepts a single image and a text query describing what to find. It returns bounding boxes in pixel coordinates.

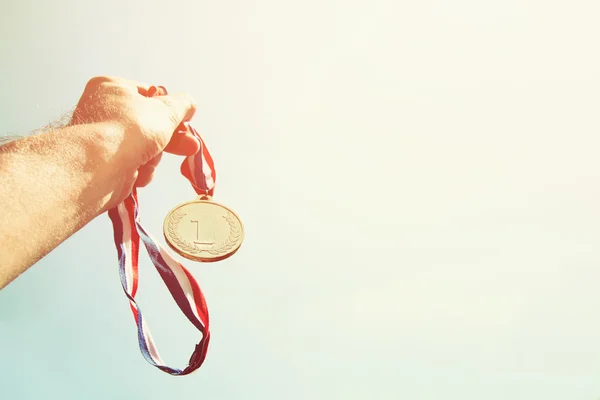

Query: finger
[134,168,156,188]
[153,92,198,155]
[115,77,152,95]
[158,92,197,129]
[134,153,163,187]
[130,80,152,96]
[138,153,162,176]
[145,152,163,169]
[147,85,168,97]
[164,131,201,156]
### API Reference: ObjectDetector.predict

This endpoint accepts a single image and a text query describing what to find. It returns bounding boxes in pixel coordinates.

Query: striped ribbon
[107,122,216,376]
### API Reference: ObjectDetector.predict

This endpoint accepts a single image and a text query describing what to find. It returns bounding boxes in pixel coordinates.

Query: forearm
[0,123,127,289]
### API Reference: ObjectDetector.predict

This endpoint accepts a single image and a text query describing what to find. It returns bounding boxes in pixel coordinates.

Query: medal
[106,85,244,376]
[164,195,244,262]
[162,118,245,262]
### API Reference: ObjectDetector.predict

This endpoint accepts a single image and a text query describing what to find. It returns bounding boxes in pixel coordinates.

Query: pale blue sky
[2,1,600,399]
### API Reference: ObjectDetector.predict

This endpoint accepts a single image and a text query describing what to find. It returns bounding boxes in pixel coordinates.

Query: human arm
[0,77,199,289]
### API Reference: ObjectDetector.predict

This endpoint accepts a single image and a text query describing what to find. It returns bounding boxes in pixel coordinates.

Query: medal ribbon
[107,86,216,375]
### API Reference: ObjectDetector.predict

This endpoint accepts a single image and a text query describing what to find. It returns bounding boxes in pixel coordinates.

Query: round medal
[163,195,244,262]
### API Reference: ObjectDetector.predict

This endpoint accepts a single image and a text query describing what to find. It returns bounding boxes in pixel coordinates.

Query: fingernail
[148,86,158,97]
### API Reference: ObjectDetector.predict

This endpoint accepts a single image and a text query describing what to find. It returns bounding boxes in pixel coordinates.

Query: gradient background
[2,1,600,399]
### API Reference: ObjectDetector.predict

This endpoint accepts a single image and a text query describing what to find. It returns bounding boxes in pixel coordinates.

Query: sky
[1,0,600,399]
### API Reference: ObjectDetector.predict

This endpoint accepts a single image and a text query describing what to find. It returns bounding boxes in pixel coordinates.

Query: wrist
[65,122,136,213]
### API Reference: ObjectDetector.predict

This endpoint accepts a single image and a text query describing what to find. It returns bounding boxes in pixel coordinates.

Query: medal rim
[163,199,244,263]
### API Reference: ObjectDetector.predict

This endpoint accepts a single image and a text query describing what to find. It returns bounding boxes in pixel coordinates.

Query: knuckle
[177,91,196,110]
[159,95,175,109]
[86,76,114,89]
[168,112,180,128]
[187,94,198,113]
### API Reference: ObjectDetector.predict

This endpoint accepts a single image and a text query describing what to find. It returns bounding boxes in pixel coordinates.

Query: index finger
[158,92,198,126]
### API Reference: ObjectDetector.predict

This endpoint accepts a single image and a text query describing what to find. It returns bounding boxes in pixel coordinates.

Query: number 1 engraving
[191,220,214,245]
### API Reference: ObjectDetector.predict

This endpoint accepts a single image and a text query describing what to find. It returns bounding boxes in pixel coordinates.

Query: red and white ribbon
[181,125,216,197]
[107,89,216,375]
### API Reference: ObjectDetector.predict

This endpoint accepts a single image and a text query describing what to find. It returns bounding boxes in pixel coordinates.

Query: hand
[70,76,199,207]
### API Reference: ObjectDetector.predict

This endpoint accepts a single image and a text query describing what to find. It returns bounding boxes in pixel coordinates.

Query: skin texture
[0,76,200,289]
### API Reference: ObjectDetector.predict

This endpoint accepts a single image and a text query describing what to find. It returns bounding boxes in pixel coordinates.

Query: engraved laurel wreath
[167,210,241,255]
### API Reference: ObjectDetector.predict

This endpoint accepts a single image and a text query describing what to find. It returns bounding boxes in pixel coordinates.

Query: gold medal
[163,195,244,262]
